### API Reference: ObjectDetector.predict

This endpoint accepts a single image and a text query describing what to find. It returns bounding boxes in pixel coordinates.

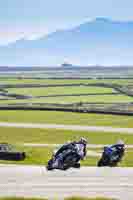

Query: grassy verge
[0,145,132,166]
[0,146,53,165]
[0,146,99,166]
[0,197,117,200]
[0,127,133,144]
[8,86,115,96]
[0,94,132,104]
[0,126,132,166]
[0,77,132,85]
[0,111,133,128]
[65,197,116,200]
[0,198,48,200]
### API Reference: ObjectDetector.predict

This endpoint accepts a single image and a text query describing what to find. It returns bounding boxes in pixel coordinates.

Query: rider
[53,137,87,160]
[105,139,125,161]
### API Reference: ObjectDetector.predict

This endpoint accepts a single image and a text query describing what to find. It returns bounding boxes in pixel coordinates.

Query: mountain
[1,18,133,66]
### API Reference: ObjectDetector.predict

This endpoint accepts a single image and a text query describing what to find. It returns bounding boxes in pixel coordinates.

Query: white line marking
[23,143,133,148]
[0,122,133,134]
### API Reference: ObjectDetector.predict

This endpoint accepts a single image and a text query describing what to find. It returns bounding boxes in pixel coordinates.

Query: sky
[0,0,133,45]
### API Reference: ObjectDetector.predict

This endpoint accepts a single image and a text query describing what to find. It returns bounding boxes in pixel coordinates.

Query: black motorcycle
[47,145,84,170]
[97,145,125,167]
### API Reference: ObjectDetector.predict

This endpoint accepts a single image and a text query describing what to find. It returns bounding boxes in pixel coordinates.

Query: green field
[0,110,133,128]
[0,78,133,85]
[0,198,48,200]
[0,78,133,167]
[0,127,133,144]
[0,126,132,166]
[1,144,132,167]
[0,78,133,105]
[68,198,115,200]
[8,86,116,96]
[65,198,116,200]
[0,197,116,200]
[0,94,133,104]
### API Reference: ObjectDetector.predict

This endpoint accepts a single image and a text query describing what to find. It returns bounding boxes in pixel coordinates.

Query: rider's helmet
[79,137,87,145]
[116,139,125,146]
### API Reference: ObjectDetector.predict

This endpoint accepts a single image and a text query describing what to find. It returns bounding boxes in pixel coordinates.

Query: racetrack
[0,164,133,200]
[0,122,133,134]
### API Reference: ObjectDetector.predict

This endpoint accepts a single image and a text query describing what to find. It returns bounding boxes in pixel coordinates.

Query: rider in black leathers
[108,140,125,162]
[54,137,87,161]
[98,139,125,167]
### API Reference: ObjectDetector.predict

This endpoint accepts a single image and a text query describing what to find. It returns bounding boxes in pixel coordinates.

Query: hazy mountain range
[1,18,133,66]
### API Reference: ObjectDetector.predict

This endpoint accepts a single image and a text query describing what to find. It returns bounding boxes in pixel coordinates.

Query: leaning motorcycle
[97,146,125,167]
[47,145,84,170]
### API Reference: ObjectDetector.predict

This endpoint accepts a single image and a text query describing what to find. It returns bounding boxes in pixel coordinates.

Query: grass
[0,110,133,128]
[0,198,48,200]
[1,94,132,104]
[82,149,133,167]
[0,127,132,166]
[0,145,132,166]
[0,197,117,200]
[1,78,96,85]
[0,144,132,167]
[0,78,133,85]
[0,127,133,144]
[120,151,133,167]
[0,146,53,165]
[0,78,133,167]
[0,122,133,166]
[1,78,133,104]
[8,86,115,96]
[65,197,117,200]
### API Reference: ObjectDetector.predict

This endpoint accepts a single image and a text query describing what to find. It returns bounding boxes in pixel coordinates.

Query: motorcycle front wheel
[46,159,54,170]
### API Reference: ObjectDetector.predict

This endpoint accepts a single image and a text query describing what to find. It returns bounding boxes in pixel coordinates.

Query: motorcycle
[97,145,125,167]
[47,143,85,170]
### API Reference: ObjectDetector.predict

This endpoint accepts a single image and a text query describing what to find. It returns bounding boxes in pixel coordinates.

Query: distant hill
[1,18,133,66]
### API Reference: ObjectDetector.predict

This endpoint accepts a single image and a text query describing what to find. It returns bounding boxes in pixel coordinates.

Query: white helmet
[116,139,125,146]
[79,137,87,145]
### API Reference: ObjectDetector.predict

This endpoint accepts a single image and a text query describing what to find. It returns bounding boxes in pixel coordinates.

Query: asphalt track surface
[0,165,133,200]
[0,122,133,134]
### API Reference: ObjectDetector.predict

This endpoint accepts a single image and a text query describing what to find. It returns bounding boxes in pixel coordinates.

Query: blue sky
[0,0,133,45]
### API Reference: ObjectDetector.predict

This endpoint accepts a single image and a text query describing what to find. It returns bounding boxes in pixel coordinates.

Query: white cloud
[0,19,88,45]
[0,26,50,45]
